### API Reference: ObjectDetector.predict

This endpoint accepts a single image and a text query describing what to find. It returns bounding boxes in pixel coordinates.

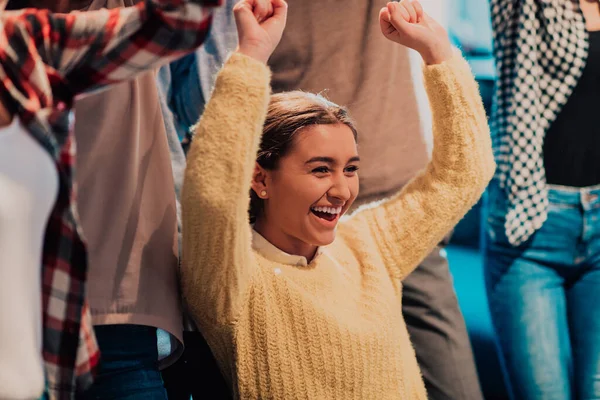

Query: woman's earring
[260,190,267,198]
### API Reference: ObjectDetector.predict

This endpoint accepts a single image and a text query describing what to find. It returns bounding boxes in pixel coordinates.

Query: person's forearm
[53,0,222,94]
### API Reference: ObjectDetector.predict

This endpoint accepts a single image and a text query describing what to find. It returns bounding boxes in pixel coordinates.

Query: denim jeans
[483,180,600,400]
[81,325,167,400]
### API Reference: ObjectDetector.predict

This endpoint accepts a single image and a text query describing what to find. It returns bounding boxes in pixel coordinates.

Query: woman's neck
[253,218,318,262]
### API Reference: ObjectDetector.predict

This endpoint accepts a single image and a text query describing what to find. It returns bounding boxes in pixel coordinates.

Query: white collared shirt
[251,229,325,268]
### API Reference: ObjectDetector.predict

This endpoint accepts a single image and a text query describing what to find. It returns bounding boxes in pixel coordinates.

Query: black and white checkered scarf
[490,0,589,245]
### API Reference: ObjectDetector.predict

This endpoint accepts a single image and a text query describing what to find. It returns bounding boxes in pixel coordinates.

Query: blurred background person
[0,0,219,398]
[485,0,600,398]
[1,0,220,398]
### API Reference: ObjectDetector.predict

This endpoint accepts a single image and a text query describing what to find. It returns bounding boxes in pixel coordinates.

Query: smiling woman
[248,92,360,259]
[182,0,494,398]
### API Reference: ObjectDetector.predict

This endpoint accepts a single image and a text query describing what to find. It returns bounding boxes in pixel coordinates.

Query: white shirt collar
[251,229,324,267]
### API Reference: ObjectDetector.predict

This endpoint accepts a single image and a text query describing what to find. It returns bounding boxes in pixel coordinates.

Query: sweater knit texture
[181,52,495,399]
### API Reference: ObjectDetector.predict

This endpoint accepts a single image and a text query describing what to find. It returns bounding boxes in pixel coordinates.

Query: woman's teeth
[311,206,342,215]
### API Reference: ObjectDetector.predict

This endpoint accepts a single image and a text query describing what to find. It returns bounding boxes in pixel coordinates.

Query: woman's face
[253,124,360,256]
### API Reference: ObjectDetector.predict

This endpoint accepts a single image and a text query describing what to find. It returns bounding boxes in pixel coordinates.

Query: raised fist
[234,0,288,64]
[380,1,453,65]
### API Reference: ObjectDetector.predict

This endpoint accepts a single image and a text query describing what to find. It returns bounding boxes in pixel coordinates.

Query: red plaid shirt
[0,0,219,398]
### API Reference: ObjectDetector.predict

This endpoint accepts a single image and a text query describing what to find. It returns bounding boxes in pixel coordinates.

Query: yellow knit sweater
[181,52,495,399]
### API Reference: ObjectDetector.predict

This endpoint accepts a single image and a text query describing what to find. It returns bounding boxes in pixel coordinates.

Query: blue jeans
[483,181,600,400]
[82,325,168,400]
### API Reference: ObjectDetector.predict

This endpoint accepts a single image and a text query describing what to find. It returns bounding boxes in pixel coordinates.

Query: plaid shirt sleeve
[7,0,221,100]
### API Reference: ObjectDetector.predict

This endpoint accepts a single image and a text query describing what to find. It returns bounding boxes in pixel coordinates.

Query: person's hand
[234,0,288,64]
[379,1,453,65]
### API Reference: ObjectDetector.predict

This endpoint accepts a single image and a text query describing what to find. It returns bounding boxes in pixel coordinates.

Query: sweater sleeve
[181,53,271,326]
[339,52,495,281]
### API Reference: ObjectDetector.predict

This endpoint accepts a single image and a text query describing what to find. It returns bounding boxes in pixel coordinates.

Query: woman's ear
[250,162,269,199]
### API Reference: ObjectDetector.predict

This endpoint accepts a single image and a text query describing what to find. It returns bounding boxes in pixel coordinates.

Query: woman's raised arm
[340,2,495,282]
[181,0,286,328]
